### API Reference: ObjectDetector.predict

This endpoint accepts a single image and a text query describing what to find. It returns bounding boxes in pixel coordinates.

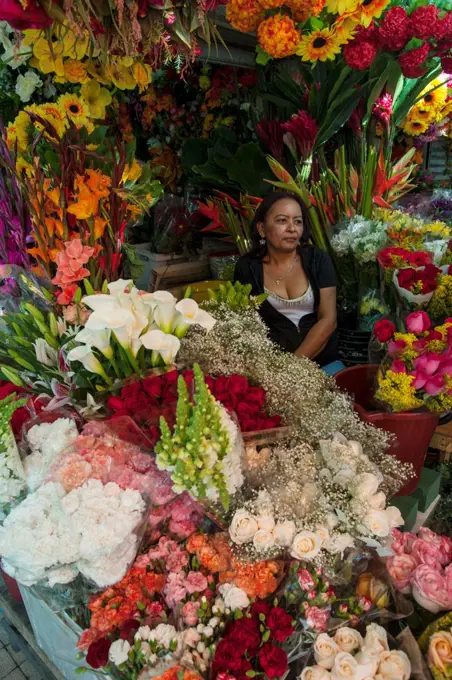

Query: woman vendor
[234,191,342,371]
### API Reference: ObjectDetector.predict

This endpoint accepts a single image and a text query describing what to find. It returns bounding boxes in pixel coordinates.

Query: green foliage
[181,128,271,197]
[0,394,27,442]
[206,281,268,311]
[429,459,452,536]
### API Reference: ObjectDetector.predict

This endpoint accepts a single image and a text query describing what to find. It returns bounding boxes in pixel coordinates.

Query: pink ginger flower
[373,93,393,126]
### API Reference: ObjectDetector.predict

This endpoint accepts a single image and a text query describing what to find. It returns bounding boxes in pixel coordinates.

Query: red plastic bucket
[335,364,438,495]
[1,567,23,603]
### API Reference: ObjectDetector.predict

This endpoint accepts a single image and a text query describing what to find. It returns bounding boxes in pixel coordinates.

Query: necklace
[264,256,297,286]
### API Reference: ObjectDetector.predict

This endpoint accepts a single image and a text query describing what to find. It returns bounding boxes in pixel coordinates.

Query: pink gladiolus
[406,311,431,334]
[388,339,407,357]
[391,360,407,373]
[425,374,446,396]
[414,353,441,376]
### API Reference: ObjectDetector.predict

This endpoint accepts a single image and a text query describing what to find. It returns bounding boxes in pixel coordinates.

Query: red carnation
[86,638,111,669]
[266,607,294,643]
[409,5,439,41]
[398,43,430,78]
[229,617,261,655]
[377,7,409,51]
[442,55,452,74]
[213,639,244,675]
[343,39,377,70]
[435,13,452,41]
[119,619,140,640]
[258,643,288,679]
[374,319,396,343]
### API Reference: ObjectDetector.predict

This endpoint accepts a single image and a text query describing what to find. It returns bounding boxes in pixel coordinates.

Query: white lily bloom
[34,338,59,367]
[66,345,105,376]
[153,302,178,334]
[75,328,112,357]
[82,294,118,312]
[86,308,135,348]
[107,279,134,296]
[131,337,143,357]
[174,299,216,335]
[140,330,180,365]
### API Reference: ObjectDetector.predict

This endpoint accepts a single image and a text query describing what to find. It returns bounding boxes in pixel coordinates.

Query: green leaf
[246,672,256,678]
[310,17,323,30]
[316,89,362,147]
[262,630,271,642]
[362,60,394,127]
[256,45,272,66]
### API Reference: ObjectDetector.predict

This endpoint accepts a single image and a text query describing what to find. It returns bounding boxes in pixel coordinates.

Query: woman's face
[258,198,304,253]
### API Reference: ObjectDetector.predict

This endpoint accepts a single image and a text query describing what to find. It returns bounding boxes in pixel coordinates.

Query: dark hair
[248,191,311,258]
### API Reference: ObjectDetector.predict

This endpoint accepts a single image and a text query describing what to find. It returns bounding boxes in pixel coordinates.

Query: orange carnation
[257,0,285,8]
[287,0,325,21]
[257,14,300,59]
[226,0,264,33]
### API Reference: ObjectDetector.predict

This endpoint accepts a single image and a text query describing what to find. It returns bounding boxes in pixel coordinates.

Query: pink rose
[411,565,452,613]
[406,311,431,334]
[391,360,407,373]
[391,529,416,555]
[414,353,441,376]
[445,565,452,591]
[411,539,443,569]
[184,571,208,594]
[183,601,201,626]
[418,527,442,548]
[386,554,418,593]
[305,606,329,633]
[440,537,452,566]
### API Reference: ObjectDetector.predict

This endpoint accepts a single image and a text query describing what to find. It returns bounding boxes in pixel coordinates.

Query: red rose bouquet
[396,264,441,297]
[107,370,282,446]
[377,247,433,273]
[211,600,295,680]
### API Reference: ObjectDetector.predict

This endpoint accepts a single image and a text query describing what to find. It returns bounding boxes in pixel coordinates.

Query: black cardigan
[233,247,339,366]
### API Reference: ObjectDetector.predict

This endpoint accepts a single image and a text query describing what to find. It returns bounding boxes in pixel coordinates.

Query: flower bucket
[1,567,23,603]
[335,364,439,496]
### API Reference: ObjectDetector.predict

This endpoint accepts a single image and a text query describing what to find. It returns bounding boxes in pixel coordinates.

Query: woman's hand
[295,287,337,360]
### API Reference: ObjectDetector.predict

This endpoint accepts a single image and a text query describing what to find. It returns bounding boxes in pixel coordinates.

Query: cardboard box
[150,260,210,291]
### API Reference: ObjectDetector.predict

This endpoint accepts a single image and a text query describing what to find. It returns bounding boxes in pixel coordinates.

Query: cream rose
[351,472,380,499]
[364,623,389,652]
[385,505,404,529]
[368,491,386,510]
[333,627,363,654]
[316,526,330,547]
[378,650,411,680]
[354,650,379,679]
[427,631,452,672]
[301,666,332,680]
[325,533,355,556]
[363,509,390,538]
[256,514,275,532]
[274,521,296,547]
[253,529,275,552]
[331,652,358,679]
[291,530,323,561]
[314,634,339,670]
[229,509,258,545]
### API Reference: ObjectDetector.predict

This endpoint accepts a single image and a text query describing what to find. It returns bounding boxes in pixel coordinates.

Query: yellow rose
[63,59,89,84]
[428,631,452,672]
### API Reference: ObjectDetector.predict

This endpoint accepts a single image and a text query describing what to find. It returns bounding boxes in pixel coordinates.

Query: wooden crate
[430,420,452,462]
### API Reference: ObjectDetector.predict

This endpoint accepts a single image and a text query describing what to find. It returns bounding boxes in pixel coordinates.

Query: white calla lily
[173,299,216,337]
[82,294,118,312]
[75,328,112,358]
[131,337,143,357]
[153,302,178,334]
[140,329,180,366]
[107,279,135,296]
[66,345,110,382]
[86,308,135,348]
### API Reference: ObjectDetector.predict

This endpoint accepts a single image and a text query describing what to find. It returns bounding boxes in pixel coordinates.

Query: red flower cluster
[409,5,439,41]
[374,319,396,343]
[397,264,441,295]
[377,247,433,270]
[398,42,430,79]
[281,110,319,158]
[212,602,293,680]
[377,7,409,51]
[343,25,378,70]
[107,371,281,443]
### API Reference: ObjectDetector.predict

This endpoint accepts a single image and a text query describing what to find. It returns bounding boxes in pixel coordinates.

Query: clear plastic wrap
[150,195,193,254]
[0,264,53,314]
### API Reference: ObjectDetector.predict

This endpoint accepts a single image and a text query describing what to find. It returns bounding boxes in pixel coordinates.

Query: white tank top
[265,283,315,326]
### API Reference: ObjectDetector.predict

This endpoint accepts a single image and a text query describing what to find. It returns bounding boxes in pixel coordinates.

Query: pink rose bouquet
[386,528,452,613]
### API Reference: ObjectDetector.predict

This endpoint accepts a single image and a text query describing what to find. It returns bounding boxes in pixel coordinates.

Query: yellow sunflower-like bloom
[333,17,358,44]
[80,80,112,119]
[296,27,341,63]
[376,370,423,412]
[57,93,90,128]
[358,0,390,27]
[8,111,30,153]
[226,0,264,33]
[401,116,429,136]
[29,103,67,140]
[325,0,359,14]
[419,78,448,113]
[257,14,300,58]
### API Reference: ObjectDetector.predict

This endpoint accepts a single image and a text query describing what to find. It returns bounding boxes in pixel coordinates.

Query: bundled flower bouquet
[374,312,452,412]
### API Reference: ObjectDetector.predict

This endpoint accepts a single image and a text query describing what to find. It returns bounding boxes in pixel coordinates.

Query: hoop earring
[259,238,266,246]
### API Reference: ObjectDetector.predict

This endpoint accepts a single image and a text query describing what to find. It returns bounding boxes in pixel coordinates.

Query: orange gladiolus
[67,193,99,220]
[86,169,111,198]
[94,216,108,239]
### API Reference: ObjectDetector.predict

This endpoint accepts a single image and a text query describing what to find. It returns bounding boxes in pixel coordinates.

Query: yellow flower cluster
[430,376,452,413]
[393,332,420,361]
[375,208,452,248]
[22,25,152,92]
[225,0,388,63]
[429,275,452,322]
[376,370,423,412]
[402,78,451,137]
[6,91,106,162]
